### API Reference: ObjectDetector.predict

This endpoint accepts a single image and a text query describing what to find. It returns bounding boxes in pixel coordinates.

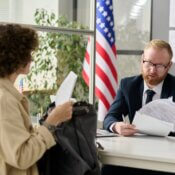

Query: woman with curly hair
[0,24,73,175]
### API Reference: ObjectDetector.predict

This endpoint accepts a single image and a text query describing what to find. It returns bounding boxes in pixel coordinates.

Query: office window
[116,55,141,81]
[0,0,152,114]
[113,0,151,50]
[0,0,92,115]
[0,0,91,30]
[0,0,58,24]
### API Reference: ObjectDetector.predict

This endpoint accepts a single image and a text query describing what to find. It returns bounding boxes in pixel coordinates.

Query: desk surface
[97,135,175,173]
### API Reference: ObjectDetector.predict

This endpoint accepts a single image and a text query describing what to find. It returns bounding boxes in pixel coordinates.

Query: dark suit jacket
[103,74,175,131]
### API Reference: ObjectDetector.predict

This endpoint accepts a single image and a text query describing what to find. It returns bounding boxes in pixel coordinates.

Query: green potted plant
[24,9,89,116]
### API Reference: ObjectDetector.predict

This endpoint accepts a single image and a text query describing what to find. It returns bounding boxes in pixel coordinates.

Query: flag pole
[89,0,96,106]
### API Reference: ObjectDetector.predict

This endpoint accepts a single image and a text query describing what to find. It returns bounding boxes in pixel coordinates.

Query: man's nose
[149,65,157,73]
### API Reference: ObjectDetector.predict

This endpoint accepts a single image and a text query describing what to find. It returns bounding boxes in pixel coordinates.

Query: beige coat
[0,78,56,175]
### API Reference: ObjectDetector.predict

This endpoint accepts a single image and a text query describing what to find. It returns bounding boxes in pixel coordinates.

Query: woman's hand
[45,101,73,126]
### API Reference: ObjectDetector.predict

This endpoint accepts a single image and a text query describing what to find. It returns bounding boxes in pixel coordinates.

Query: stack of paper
[133,112,174,136]
[133,98,175,136]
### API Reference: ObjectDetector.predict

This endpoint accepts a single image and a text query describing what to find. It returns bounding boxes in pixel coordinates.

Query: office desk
[97,135,175,173]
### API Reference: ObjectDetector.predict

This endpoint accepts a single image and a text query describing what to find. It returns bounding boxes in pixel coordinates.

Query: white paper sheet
[138,98,175,131]
[133,112,174,136]
[55,71,77,106]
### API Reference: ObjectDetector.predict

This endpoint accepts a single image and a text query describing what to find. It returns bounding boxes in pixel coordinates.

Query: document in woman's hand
[55,71,77,106]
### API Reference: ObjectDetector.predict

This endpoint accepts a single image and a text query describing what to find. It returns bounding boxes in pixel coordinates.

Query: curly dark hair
[0,24,39,77]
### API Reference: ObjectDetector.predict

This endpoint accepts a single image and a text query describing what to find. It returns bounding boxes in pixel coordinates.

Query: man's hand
[112,122,137,136]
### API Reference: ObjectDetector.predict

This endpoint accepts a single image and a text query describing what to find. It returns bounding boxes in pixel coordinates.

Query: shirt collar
[143,80,164,96]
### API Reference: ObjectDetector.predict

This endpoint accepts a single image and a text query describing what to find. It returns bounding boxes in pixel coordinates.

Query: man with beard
[102,39,175,175]
[103,39,175,136]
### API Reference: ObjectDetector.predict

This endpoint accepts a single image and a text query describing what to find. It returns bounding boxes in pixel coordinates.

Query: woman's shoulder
[0,87,18,108]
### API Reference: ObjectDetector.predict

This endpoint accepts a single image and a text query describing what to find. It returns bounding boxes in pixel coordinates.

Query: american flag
[19,78,23,94]
[82,0,118,121]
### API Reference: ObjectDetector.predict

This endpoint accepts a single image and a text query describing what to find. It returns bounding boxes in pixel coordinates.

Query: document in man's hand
[55,71,77,106]
[133,98,175,136]
[133,112,174,136]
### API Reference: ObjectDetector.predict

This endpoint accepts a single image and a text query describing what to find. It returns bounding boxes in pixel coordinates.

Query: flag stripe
[96,42,118,84]
[82,69,89,86]
[96,64,116,98]
[85,51,90,64]
[96,51,117,90]
[98,100,108,121]
[112,44,117,55]
[96,75,113,103]
[96,30,117,71]
[95,87,110,110]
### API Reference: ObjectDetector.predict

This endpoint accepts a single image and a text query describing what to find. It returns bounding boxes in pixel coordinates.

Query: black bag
[38,101,101,175]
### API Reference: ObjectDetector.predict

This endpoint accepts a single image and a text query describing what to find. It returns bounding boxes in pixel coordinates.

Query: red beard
[142,73,167,86]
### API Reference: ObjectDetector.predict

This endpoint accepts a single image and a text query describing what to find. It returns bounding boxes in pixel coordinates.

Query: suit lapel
[136,77,144,109]
[161,74,170,98]
[130,75,144,111]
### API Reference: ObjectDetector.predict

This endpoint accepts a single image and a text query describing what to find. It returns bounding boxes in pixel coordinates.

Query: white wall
[0,0,58,24]
[0,0,10,22]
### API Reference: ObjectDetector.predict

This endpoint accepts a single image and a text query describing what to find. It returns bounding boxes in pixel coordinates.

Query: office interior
[1,0,175,174]
[0,0,174,118]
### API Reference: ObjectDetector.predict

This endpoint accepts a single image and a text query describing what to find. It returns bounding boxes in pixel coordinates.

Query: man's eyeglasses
[142,60,170,72]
